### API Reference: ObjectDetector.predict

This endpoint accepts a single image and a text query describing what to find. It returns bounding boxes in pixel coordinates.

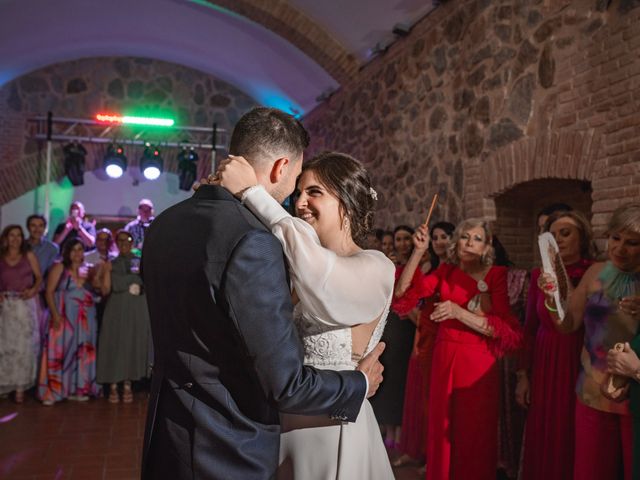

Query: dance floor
[0,395,422,479]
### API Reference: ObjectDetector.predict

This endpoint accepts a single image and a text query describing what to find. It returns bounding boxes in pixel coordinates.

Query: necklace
[467,269,490,312]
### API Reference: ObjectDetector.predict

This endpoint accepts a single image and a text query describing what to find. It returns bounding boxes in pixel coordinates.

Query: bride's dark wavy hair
[301,151,375,245]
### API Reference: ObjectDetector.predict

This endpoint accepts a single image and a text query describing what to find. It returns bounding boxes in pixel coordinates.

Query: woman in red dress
[393,222,455,468]
[396,219,522,480]
[516,210,595,480]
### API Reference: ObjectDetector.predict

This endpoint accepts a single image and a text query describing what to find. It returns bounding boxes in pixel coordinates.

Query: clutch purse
[601,343,630,402]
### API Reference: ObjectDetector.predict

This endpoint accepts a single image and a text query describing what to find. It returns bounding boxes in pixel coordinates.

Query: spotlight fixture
[140,143,163,180]
[103,144,127,179]
[177,146,199,191]
[63,142,87,186]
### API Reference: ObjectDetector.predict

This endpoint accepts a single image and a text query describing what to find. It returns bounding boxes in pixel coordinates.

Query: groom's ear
[269,157,290,184]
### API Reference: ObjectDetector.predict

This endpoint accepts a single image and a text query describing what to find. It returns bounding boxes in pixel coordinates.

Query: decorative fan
[538,232,569,321]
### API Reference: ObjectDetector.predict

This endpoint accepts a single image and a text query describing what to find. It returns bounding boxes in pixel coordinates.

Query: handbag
[601,343,630,402]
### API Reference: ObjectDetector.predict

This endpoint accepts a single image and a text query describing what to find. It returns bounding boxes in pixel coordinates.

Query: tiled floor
[0,394,145,480]
[0,394,422,480]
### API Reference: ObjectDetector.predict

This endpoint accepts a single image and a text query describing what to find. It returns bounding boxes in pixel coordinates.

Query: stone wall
[0,57,258,205]
[304,0,640,266]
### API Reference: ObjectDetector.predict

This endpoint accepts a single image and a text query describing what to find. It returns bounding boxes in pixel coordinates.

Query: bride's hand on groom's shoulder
[218,155,258,198]
[356,342,386,398]
[192,155,258,198]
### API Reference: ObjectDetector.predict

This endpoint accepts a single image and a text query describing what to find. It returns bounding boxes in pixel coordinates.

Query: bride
[210,151,395,479]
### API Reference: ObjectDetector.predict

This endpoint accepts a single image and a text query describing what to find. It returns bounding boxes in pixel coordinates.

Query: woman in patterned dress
[0,225,42,402]
[38,239,99,405]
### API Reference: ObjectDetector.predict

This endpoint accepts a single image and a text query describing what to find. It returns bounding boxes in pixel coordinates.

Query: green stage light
[96,113,175,127]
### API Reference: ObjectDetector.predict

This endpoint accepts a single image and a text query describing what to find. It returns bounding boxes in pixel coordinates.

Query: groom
[141,107,385,479]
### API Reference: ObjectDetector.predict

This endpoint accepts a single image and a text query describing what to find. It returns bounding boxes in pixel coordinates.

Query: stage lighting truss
[177,146,199,191]
[140,143,163,180]
[103,144,128,179]
[63,142,87,186]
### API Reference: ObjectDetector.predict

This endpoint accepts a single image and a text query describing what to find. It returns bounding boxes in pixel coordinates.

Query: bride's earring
[342,216,349,231]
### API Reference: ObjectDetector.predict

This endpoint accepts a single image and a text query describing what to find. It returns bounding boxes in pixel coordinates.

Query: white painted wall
[0,170,192,238]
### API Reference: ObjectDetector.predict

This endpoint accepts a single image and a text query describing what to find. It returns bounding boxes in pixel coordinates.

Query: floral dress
[38,270,99,402]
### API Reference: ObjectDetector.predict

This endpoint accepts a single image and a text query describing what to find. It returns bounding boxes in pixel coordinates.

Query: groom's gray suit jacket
[141,185,366,480]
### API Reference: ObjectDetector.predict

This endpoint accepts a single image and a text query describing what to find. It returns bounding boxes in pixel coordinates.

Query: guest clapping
[97,231,151,403]
[53,201,96,250]
[124,198,154,250]
[0,225,42,402]
[38,239,99,405]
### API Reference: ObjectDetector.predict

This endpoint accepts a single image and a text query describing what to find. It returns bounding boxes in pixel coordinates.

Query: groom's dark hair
[229,107,310,166]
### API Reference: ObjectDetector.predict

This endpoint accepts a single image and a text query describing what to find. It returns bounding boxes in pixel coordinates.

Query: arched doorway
[493,178,592,269]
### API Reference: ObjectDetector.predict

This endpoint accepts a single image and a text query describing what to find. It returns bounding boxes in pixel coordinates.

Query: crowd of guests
[2,191,639,479]
[364,201,640,480]
[0,199,155,405]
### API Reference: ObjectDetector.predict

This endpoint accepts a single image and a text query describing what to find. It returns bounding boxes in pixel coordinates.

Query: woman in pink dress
[517,210,595,480]
[540,203,640,480]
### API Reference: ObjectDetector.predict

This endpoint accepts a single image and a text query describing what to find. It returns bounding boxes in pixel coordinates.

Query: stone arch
[464,129,602,220]
[493,178,593,268]
[464,129,605,268]
[210,0,359,84]
[482,129,601,200]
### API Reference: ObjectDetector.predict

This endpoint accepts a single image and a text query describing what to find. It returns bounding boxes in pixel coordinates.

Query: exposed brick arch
[463,131,602,268]
[210,0,359,84]
[479,128,601,200]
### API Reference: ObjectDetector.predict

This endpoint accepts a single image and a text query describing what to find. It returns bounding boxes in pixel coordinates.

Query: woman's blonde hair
[446,218,495,266]
[605,203,640,236]
[543,210,596,259]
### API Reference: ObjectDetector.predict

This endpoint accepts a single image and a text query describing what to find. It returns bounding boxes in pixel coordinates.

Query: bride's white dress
[241,186,396,480]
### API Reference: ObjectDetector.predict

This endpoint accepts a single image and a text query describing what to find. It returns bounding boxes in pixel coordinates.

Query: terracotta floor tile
[0,393,422,480]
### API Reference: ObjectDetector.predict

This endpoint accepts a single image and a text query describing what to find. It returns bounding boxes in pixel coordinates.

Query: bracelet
[544,299,558,313]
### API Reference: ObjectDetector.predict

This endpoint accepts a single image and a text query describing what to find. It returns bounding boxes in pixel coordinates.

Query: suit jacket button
[183,382,193,389]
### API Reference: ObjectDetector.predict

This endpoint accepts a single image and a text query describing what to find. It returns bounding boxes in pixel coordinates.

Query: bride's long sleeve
[241,186,395,327]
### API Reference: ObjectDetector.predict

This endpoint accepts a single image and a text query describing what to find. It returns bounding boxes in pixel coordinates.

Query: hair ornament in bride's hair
[369,187,378,201]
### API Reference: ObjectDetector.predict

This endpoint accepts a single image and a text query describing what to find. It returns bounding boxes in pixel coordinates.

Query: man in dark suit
[141,107,384,479]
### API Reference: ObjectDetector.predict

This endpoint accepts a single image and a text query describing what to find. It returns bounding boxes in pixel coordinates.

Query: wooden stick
[424,193,439,226]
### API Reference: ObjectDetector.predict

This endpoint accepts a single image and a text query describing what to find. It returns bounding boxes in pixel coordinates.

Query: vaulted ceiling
[0,0,435,115]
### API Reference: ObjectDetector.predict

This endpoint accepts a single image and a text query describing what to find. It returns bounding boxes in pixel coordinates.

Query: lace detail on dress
[294,292,393,371]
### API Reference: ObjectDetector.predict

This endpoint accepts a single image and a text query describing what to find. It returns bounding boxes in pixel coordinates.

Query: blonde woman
[395,219,522,480]
[541,203,640,480]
